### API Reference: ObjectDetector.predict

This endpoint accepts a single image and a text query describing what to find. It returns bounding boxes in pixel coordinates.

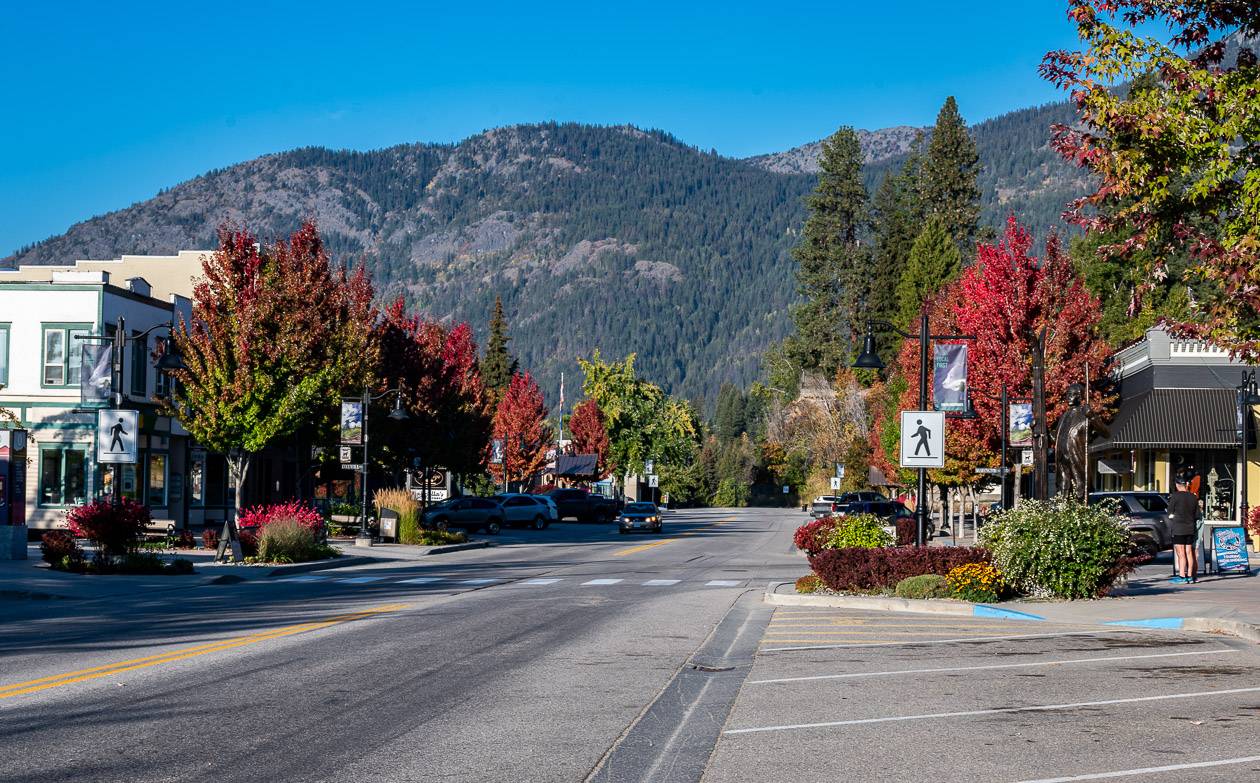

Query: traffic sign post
[900,411,945,469]
[830,476,842,490]
[96,410,138,465]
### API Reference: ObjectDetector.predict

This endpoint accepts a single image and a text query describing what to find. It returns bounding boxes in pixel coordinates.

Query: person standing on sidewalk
[1168,475,1199,584]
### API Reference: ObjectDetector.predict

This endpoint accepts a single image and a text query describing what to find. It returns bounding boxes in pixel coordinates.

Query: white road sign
[830,476,843,490]
[648,475,659,488]
[900,410,945,468]
[97,409,139,464]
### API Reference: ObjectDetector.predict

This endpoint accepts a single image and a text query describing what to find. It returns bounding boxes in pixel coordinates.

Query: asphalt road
[0,507,805,783]
[5,508,1258,783]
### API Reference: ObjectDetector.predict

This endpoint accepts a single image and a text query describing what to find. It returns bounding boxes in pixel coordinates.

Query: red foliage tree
[567,399,611,477]
[374,298,492,476]
[489,372,554,488]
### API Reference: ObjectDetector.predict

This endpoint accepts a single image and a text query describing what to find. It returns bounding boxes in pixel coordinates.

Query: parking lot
[704,608,1260,783]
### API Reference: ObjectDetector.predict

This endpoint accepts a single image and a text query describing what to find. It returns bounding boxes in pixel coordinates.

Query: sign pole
[917,314,930,547]
[358,386,372,544]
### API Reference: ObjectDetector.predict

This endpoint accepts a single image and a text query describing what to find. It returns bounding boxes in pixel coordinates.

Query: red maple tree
[567,399,611,477]
[489,372,553,488]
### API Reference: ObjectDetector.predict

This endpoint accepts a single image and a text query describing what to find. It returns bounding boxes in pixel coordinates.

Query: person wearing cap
[1168,475,1199,584]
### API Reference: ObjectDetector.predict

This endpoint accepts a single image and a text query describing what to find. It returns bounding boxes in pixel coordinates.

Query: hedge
[809,546,991,592]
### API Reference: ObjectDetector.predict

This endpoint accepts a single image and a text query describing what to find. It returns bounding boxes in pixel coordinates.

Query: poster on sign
[1211,527,1251,574]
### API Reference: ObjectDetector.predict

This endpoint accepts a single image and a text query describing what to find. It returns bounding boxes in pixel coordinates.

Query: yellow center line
[0,603,408,700]
[612,518,734,557]
[763,630,1009,637]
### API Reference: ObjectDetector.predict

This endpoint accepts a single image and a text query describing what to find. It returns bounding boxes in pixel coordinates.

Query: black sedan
[617,502,663,534]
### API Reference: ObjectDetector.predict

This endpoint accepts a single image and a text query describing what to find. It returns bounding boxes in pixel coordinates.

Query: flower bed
[808,546,992,592]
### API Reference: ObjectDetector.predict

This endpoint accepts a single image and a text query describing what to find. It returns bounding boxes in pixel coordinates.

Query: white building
[0,254,205,529]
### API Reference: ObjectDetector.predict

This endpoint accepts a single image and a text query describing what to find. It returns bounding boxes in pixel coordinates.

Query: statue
[1054,383,1110,502]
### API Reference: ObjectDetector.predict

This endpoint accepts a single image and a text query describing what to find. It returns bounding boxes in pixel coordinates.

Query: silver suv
[1087,492,1172,556]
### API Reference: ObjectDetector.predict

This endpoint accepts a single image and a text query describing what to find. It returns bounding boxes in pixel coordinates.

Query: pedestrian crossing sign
[97,409,139,464]
[900,410,945,468]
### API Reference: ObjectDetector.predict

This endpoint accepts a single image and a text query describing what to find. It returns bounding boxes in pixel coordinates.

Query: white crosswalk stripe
[582,578,623,586]
[275,575,330,582]
[705,580,741,586]
[521,578,562,585]
[643,579,680,586]
[337,576,386,584]
[397,577,442,584]
[460,578,499,585]
[250,574,746,590]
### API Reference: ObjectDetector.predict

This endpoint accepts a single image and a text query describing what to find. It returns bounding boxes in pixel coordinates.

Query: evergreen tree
[919,97,981,254]
[713,383,748,440]
[480,295,517,398]
[869,142,925,328]
[894,216,962,328]
[788,127,871,379]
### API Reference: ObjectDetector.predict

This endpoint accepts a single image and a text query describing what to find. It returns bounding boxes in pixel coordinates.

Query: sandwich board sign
[1211,526,1251,574]
[97,410,138,464]
[900,411,945,468]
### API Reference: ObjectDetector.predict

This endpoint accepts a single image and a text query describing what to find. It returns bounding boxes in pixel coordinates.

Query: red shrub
[66,498,150,559]
[202,527,219,550]
[809,546,991,592]
[172,529,197,549]
[895,518,916,546]
[40,530,82,566]
[793,518,838,556]
[238,501,324,535]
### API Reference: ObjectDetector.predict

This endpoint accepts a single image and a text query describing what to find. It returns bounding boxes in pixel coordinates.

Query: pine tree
[919,97,981,254]
[480,295,517,398]
[894,216,962,328]
[788,127,871,380]
[869,141,925,328]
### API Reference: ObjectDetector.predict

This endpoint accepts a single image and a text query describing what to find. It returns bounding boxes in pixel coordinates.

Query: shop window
[147,453,168,507]
[0,323,9,386]
[39,446,89,506]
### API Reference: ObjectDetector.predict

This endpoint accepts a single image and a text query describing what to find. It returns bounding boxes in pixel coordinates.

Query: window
[130,333,147,397]
[189,452,205,507]
[147,453,168,507]
[41,324,92,387]
[154,336,171,398]
[0,323,9,386]
[39,446,89,506]
[1134,494,1169,512]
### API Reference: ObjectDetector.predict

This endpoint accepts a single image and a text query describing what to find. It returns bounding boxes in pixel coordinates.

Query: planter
[0,525,28,560]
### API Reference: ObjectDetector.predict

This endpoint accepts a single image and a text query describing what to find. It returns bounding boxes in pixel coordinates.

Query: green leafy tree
[480,295,518,400]
[919,97,982,253]
[894,216,963,329]
[1070,229,1190,346]
[787,127,871,379]
[1042,2,1260,359]
[168,222,377,516]
[869,146,925,329]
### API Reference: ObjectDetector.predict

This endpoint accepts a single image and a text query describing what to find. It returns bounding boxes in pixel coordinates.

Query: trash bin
[378,508,399,543]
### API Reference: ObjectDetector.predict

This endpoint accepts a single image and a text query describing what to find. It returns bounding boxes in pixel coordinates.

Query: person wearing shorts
[1167,476,1199,584]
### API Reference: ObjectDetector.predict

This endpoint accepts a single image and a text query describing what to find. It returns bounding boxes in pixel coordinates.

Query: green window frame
[38,445,90,507]
[41,322,93,388]
[0,322,9,387]
[130,332,148,397]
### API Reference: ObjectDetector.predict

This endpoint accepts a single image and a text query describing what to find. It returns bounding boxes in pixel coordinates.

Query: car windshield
[625,503,656,513]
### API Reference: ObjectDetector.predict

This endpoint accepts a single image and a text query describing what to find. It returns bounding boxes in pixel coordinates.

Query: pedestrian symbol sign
[97,409,138,464]
[900,410,945,468]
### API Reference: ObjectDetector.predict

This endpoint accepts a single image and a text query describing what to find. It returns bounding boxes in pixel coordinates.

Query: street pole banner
[932,344,968,412]
[81,343,112,404]
[339,400,363,445]
[1009,403,1033,447]
[490,438,505,465]
[96,409,138,464]
[900,410,945,468]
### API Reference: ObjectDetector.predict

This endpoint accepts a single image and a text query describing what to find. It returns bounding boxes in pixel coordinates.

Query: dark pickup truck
[544,488,622,523]
[809,491,884,518]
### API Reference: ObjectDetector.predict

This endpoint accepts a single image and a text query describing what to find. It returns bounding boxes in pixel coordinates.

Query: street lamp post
[854,315,976,547]
[354,385,410,546]
[1236,370,1260,527]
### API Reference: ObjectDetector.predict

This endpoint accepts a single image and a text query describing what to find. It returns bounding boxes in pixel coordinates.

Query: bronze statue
[1054,383,1110,501]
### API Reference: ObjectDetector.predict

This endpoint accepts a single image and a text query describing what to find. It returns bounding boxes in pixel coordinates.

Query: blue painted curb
[1103,617,1186,629]
[973,605,1046,621]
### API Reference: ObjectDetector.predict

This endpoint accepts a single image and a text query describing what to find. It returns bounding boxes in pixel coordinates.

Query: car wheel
[433,518,449,532]
[532,516,546,530]
[485,520,501,535]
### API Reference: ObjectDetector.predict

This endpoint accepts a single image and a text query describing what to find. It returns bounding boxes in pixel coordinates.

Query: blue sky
[1,1,1089,256]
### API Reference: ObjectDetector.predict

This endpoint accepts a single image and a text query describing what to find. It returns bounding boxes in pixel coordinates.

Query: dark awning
[556,453,599,478]
[1090,388,1243,452]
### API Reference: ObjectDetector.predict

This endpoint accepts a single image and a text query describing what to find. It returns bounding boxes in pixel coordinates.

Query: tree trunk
[222,450,252,563]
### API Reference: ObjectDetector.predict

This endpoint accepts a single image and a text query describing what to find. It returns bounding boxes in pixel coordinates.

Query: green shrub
[795,574,822,594]
[257,520,325,564]
[894,574,950,599]
[712,478,750,508]
[980,498,1136,599]
[825,514,894,549]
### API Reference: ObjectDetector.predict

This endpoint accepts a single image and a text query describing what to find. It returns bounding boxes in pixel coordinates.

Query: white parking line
[337,576,386,584]
[643,579,680,586]
[761,629,1131,652]
[723,686,1260,735]
[460,578,499,585]
[1012,754,1260,782]
[397,577,441,584]
[583,578,623,586]
[522,578,562,585]
[747,649,1240,684]
[274,575,330,582]
[706,580,740,586]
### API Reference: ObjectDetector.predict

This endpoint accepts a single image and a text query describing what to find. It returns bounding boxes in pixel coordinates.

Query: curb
[416,541,490,555]
[764,582,1260,644]
[198,555,375,579]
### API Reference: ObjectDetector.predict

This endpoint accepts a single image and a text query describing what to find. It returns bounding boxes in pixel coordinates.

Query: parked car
[1088,491,1172,556]
[530,494,560,523]
[544,488,622,522]
[834,499,924,538]
[421,496,503,535]
[618,502,662,534]
[810,491,884,518]
[491,493,553,530]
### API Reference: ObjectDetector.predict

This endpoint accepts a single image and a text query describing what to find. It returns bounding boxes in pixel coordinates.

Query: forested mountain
[5,125,816,405]
[6,95,1100,405]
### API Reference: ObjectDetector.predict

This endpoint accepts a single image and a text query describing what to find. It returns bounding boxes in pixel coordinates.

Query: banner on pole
[81,343,112,404]
[932,344,968,412]
[490,438,505,465]
[1009,403,1033,447]
[339,400,363,445]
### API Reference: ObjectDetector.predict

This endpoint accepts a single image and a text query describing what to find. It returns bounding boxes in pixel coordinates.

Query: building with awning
[1091,327,1259,523]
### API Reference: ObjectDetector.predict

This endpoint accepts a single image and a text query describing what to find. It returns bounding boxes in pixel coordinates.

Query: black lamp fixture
[853,324,885,370]
[388,391,410,421]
